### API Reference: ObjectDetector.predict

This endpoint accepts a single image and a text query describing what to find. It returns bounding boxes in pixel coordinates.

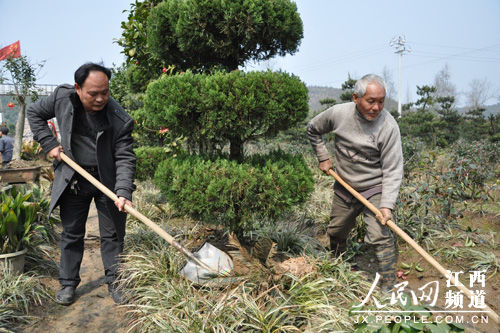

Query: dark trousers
[58,170,126,287]
[328,193,394,246]
[328,193,397,285]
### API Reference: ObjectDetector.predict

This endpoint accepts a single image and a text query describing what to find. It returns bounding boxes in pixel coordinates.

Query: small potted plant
[0,188,45,274]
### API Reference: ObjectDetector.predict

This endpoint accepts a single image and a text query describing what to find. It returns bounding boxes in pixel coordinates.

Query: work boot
[55,286,76,305]
[379,272,396,293]
[329,237,347,258]
[108,283,127,305]
[374,243,398,292]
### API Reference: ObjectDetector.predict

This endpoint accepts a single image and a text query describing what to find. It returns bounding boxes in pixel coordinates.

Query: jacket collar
[70,92,111,133]
[69,91,83,111]
[69,92,109,115]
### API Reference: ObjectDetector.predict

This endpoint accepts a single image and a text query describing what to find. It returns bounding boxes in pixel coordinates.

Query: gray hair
[353,74,387,97]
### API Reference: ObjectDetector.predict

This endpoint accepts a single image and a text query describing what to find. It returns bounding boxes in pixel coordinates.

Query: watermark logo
[351,270,490,327]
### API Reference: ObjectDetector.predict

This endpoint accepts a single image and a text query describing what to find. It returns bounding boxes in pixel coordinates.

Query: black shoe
[55,286,76,305]
[108,283,127,304]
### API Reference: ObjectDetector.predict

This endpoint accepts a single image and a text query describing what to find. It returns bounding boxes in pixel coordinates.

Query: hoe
[60,152,233,284]
[328,169,499,325]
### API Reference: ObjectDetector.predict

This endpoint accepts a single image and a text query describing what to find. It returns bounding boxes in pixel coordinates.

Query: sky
[1,0,499,107]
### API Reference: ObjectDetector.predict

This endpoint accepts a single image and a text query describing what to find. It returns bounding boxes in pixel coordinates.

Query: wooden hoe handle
[328,169,499,325]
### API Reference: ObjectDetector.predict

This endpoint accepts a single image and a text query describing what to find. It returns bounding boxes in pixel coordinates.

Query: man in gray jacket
[27,63,136,305]
[307,74,403,291]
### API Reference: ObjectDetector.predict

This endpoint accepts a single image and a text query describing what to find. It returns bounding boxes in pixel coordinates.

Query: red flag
[0,41,21,61]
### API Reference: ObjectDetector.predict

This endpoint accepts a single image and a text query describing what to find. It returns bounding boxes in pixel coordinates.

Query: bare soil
[21,203,129,333]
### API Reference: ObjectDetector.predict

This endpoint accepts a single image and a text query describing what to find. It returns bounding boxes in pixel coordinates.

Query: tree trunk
[13,102,26,160]
[229,137,243,163]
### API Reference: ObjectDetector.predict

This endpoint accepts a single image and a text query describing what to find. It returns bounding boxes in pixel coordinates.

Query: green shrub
[146,0,302,72]
[440,139,499,200]
[154,150,314,234]
[401,137,425,179]
[135,146,175,181]
[136,70,309,161]
[490,132,500,143]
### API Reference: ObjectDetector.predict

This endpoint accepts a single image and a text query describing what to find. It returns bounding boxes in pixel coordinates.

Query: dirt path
[23,203,129,333]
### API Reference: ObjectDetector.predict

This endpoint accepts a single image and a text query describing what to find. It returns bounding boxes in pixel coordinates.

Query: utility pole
[390,36,411,117]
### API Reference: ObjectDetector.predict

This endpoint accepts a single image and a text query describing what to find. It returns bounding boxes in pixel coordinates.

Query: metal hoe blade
[180,242,233,284]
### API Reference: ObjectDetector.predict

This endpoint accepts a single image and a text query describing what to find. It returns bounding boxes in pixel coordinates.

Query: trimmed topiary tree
[154,150,314,235]
[116,0,303,92]
[146,0,303,72]
[134,70,309,162]
[119,0,313,235]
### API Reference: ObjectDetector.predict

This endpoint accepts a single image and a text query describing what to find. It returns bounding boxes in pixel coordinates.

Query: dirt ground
[21,203,129,333]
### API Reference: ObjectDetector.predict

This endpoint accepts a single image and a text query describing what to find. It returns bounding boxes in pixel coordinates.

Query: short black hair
[0,126,8,135]
[74,62,112,87]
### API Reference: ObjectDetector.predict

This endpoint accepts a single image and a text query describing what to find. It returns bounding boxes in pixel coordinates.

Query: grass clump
[119,218,376,332]
[0,269,52,332]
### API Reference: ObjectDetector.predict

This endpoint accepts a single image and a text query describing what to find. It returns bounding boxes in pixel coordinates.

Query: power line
[403,43,500,69]
[283,45,388,72]
[410,41,500,53]
[246,43,389,74]
[410,53,500,64]
[409,52,500,64]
